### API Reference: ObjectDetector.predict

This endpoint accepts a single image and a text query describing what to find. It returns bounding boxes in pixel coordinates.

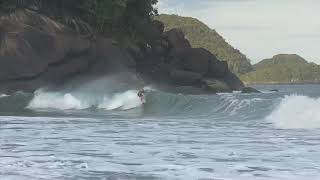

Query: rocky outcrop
[0,10,90,81]
[0,10,135,92]
[136,22,245,93]
[241,87,261,93]
[169,69,202,85]
[0,9,245,94]
[203,79,232,93]
[165,29,191,55]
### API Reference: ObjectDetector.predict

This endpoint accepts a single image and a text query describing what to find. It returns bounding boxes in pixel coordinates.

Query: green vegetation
[155,14,252,75]
[241,54,320,84]
[0,0,158,33]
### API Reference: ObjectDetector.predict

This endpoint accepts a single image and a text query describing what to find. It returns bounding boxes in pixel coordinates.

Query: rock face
[0,10,134,92]
[0,10,91,81]
[0,10,245,94]
[169,69,202,85]
[203,79,232,93]
[136,23,245,93]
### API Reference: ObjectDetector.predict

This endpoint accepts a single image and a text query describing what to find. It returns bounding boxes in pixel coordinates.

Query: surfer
[137,89,146,104]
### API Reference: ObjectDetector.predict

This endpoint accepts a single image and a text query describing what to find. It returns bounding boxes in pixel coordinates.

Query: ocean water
[1,84,320,180]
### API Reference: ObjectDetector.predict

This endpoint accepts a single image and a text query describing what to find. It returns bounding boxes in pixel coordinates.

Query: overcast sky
[157,0,320,64]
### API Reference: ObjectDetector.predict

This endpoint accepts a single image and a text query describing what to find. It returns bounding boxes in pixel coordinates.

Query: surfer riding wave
[137,89,146,104]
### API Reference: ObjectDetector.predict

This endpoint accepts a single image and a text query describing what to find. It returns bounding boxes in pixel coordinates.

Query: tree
[0,0,159,33]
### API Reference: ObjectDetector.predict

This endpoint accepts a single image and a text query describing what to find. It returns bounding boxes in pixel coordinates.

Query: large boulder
[0,9,91,82]
[208,60,229,78]
[172,48,229,78]
[95,37,136,69]
[164,28,191,55]
[203,79,232,93]
[0,9,138,93]
[241,87,261,93]
[170,69,202,85]
[126,40,145,61]
[173,48,212,75]
[219,72,245,91]
[143,20,165,47]
[152,20,165,34]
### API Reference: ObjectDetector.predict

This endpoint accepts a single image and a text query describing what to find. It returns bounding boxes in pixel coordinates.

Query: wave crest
[0,94,9,98]
[27,90,89,110]
[98,90,143,110]
[267,95,320,129]
[27,89,144,111]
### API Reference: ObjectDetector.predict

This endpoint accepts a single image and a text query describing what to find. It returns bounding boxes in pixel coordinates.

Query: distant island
[241,54,320,84]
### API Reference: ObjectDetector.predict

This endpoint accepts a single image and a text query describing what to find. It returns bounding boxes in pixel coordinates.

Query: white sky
[157,0,320,64]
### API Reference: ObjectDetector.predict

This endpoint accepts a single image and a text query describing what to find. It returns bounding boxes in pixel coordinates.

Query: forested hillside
[156,14,252,75]
[241,54,320,84]
[0,0,158,33]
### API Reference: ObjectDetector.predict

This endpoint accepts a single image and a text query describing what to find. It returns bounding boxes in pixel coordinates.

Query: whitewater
[1,84,320,180]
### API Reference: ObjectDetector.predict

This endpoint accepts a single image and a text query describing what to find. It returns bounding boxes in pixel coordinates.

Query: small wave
[267,95,320,129]
[217,94,269,116]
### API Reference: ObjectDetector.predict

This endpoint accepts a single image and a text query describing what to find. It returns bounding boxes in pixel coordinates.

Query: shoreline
[244,82,320,86]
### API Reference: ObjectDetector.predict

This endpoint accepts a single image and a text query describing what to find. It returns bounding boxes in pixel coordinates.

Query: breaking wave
[267,95,320,129]
[0,94,9,98]
[0,88,276,118]
[5,84,315,123]
[26,89,144,111]
[27,90,90,110]
[98,90,143,110]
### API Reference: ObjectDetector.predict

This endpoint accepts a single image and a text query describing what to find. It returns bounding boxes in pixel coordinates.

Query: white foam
[218,94,269,115]
[267,95,320,129]
[27,89,145,111]
[27,90,89,110]
[98,90,143,110]
[0,94,9,98]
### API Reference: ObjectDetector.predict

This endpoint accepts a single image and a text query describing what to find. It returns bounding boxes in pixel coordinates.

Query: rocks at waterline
[241,87,261,93]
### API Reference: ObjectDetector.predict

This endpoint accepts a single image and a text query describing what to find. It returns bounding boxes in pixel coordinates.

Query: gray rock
[170,69,202,85]
[0,10,91,81]
[173,48,211,75]
[165,28,191,55]
[203,79,232,93]
[219,72,245,91]
[241,87,261,93]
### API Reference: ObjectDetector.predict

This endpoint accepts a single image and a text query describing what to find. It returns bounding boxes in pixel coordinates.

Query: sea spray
[0,94,9,98]
[27,90,90,110]
[98,90,143,110]
[267,95,320,129]
[27,89,145,111]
